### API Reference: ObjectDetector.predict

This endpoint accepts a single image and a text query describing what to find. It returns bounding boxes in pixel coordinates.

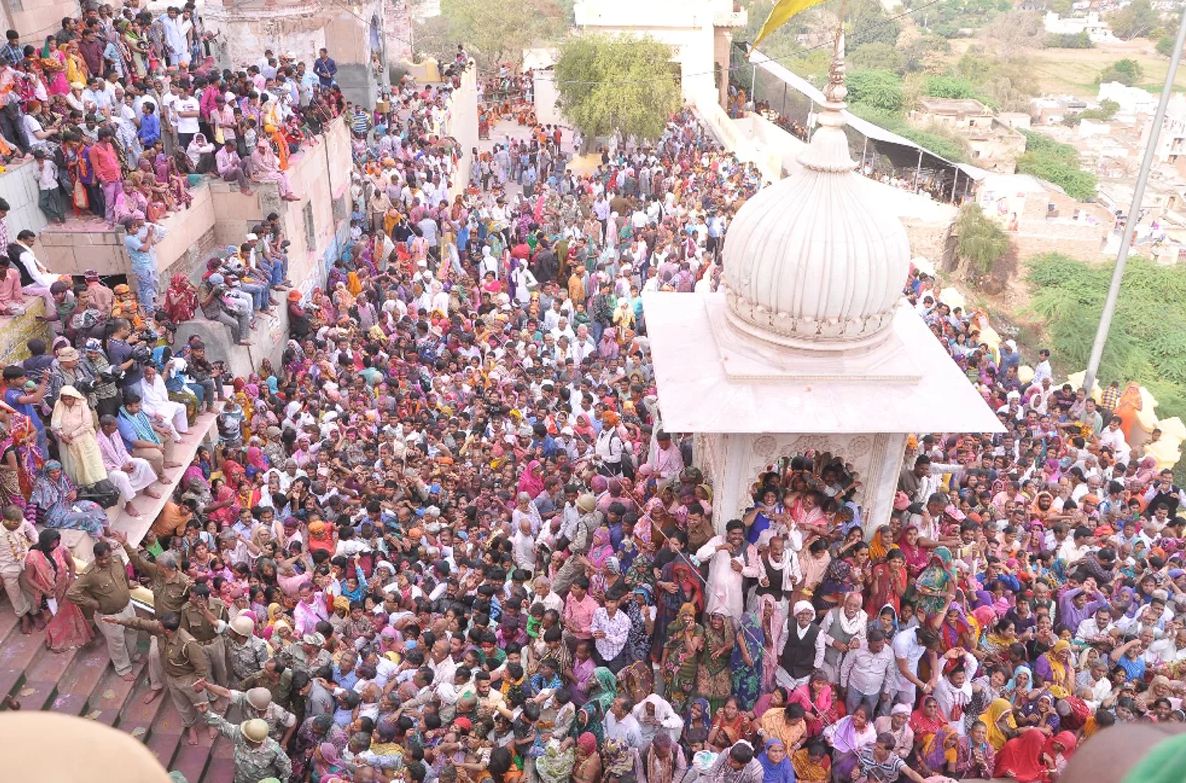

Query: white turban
[793,601,815,620]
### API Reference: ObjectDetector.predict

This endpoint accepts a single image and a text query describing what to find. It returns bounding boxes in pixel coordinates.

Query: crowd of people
[0,8,1183,783]
[728,86,961,205]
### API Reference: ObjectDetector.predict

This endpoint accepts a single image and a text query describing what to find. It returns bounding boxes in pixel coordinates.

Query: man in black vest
[1144,468,1185,519]
[780,600,826,687]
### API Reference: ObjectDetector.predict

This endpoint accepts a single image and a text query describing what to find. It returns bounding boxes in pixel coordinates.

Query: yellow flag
[753,0,831,47]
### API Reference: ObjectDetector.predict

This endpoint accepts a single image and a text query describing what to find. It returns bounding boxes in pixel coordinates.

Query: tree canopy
[1027,253,1186,423]
[1017,130,1097,201]
[435,0,567,66]
[553,34,682,141]
[953,204,1010,285]
[1108,0,1160,40]
[1098,58,1144,86]
[846,68,905,112]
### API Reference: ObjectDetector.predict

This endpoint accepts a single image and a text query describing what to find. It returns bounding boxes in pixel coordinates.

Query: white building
[1043,11,1117,43]
[644,42,1002,534]
[573,0,746,108]
[1099,81,1159,118]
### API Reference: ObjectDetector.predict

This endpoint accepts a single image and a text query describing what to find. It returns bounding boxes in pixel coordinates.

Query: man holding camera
[198,273,252,347]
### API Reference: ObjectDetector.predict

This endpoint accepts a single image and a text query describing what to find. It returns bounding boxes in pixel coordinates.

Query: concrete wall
[7,0,79,45]
[533,70,565,128]
[574,0,743,107]
[34,116,352,290]
[0,160,48,236]
[447,65,479,195]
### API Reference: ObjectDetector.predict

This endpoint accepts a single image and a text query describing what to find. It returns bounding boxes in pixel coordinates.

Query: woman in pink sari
[788,670,843,737]
[517,459,545,498]
[23,529,93,651]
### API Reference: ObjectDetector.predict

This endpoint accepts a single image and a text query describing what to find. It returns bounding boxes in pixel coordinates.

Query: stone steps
[0,608,223,781]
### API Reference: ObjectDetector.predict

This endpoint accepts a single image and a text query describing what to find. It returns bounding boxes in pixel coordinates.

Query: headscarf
[576,732,598,757]
[591,666,617,711]
[757,738,794,783]
[516,459,544,498]
[1045,639,1072,687]
[979,698,1017,751]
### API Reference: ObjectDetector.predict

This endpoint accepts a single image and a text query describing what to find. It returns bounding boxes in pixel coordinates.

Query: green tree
[1027,253,1186,424]
[1018,130,1098,200]
[849,42,905,73]
[1045,32,1094,48]
[1157,33,1175,56]
[953,204,1010,282]
[439,0,567,65]
[849,0,902,47]
[553,34,681,142]
[923,75,979,99]
[1108,0,1160,40]
[906,0,1013,39]
[1046,0,1072,14]
[846,69,905,112]
[1099,58,1144,86]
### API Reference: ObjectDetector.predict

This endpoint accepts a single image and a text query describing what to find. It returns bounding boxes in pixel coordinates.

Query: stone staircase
[0,392,236,781]
[0,606,235,782]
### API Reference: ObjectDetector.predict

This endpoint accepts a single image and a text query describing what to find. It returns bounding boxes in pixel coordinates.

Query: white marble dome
[721,59,911,350]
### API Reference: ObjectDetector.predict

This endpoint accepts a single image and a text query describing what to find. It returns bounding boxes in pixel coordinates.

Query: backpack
[77,478,121,509]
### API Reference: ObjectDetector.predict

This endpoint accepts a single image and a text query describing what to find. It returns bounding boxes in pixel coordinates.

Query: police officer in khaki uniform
[114,533,192,701]
[104,610,210,746]
[179,582,229,686]
[66,540,139,680]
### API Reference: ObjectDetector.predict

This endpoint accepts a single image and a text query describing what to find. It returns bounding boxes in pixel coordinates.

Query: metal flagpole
[1083,5,1186,392]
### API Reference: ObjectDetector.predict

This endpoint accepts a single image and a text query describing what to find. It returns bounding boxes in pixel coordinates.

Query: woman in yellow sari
[63,42,88,85]
[979,697,1020,752]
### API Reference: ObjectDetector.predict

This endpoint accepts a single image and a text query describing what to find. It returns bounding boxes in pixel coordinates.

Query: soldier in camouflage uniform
[225,614,270,688]
[204,712,293,783]
[196,679,297,745]
[279,631,333,676]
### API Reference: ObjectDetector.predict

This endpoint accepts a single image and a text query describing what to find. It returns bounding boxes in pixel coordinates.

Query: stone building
[203,0,396,105]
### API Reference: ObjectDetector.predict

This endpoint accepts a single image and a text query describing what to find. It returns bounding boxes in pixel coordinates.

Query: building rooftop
[917,97,991,115]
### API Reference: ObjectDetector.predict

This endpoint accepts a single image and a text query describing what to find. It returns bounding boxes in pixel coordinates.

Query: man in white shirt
[1032,348,1053,385]
[172,84,201,149]
[888,625,940,707]
[590,588,632,670]
[12,229,59,314]
[1099,416,1131,462]
[570,324,597,366]
[604,696,643,748]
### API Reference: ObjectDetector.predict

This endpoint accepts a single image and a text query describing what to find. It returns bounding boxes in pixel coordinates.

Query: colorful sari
[661,606,703,713]
[23,532,94,651]
[696,614,735,711]
[730,610,764,711]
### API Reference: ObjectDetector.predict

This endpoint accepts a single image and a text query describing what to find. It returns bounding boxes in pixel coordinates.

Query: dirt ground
[948,36,1186,98]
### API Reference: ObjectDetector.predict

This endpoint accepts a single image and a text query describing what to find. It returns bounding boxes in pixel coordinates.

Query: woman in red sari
[896,525,931,579]
[23,528,93,651]
[995,728,1077,783]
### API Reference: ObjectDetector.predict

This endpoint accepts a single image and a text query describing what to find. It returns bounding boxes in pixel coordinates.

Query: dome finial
[823,27,847,107]
[799,10,854,174]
